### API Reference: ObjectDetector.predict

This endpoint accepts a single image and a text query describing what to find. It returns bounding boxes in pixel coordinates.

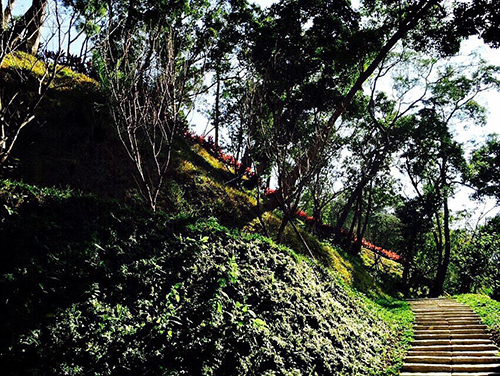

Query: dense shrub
[0,180,401,375]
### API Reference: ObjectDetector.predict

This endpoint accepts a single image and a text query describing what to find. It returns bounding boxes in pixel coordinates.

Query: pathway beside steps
[401,298,500,376]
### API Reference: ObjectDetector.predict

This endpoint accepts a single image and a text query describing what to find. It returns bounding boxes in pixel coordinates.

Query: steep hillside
[1,55,412,375]
[0,181,412,375]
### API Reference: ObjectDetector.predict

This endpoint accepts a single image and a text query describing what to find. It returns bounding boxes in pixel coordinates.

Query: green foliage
[2,51,97,88]
[467,133,500,200]
[446,225,500,297]
[454,294,500,347]
[0,179,406,375]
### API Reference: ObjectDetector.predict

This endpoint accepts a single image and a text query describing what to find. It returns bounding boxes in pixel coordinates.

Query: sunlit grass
[455,294,500,347]
[2,51,96,88]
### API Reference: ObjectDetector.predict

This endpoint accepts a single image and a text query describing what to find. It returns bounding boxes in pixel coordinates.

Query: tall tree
[401,59,499,296]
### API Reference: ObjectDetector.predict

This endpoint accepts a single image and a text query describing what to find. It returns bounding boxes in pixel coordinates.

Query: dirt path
[401,298,500,376]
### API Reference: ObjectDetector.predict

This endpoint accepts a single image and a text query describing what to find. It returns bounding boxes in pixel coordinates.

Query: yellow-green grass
[2,51,96,89]
[454,294,500,347]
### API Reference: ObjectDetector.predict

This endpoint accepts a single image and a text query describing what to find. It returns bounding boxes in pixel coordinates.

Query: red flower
[265,188,277,196]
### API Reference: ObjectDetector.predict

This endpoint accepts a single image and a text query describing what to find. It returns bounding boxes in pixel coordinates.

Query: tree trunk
[337,181,364,240]
[23,0,47,55]
[347,195,360,242]
[2,0,16,29]
[277,212,290,243]
[402,231,417,294]
[312,206,321,234]
[431,196,451,297]
[6,0,48,55]
[214,69,221,145]
[352,193,364,254]
[353,187,373,254]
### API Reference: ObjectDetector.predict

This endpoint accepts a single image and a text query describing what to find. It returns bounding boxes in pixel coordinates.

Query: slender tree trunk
[338,181,364,240]
[277,211,290,243]
[352,193,364,254]
[353,187,373,254]
[2,0,16,29]
[312,206,321,234]
[214,69,221,145]
[255,181,269,238]
[335,147,388,239]
[347,195,360,242]
[432,196,451,297]
[430,216,443,297]
[402,232,417,294]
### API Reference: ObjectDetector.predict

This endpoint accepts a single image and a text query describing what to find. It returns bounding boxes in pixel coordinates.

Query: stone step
[453,357,500,364]
[415,334,491,340]
[415,317,480,321]
[412,305,474,309]
[402,363,451,372]
[415,318,482,325]
[415,328,489,332]
[415,322,483,326]
[401,374,450,376]
[415,316,480,321]
[402,363,500,373]
[415,315,481,323]
[413,311,474,314]
[405,356,500,364]
[412,339,493,347]
[453,344,500,352]
[404,298,500,376]
[413,328,488,335]
[454,364,500,372]
[414,325,488,331]
[408,351,499,357]
[401,373,500,376]
[414,310,475,313]
[413,306,474,310]
[410,344,499,352]
[413,309,477,312]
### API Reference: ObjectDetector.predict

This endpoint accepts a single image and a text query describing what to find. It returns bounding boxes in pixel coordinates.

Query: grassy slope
[455,294,500,347]
[0,55,413,375]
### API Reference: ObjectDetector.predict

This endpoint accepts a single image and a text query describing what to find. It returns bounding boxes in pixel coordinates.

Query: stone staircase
[401,298,500,376]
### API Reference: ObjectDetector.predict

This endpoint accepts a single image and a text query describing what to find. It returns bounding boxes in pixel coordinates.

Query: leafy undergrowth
[245,213,403,300]
[455,294,500,346]
[0,180,409,375]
